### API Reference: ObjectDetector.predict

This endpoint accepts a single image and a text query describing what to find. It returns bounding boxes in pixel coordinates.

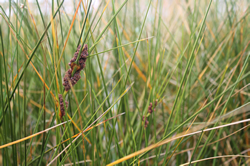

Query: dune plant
[0,0,250,165]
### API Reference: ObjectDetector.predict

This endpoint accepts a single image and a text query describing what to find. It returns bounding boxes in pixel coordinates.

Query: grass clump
[0,0,250,165]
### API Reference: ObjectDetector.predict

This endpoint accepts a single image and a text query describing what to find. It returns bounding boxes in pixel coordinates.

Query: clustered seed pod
[58,94,68,120]
[69,44,88,70]
[144,118,149,128]
[63,69,81,91]
[142,116,149,128]
[59,44,88,120]
[63,44,88,92]
[142,100,158,128]
[148,100,157,114]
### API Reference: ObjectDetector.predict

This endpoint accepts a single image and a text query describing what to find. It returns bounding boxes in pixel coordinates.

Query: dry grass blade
[1,1,250,165]
[0,120,70,149]
[180,155,250,166]
[48,84,132,165]
[107,118,250,165]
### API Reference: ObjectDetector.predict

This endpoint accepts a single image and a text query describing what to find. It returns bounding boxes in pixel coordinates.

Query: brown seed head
[58,94,68,120]
[63,44,88,91]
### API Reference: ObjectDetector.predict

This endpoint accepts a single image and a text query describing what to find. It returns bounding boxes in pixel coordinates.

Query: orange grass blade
[122,47,150,88]
[66,114,91,145]
[47,84,133,165]
[94,9,150,88]
[0,120,70,149]
[107,118,250,166]
[61,113,125,145]
[180,155,250,166]
[26,112,125,165]
[1,15,57,103]
[56,0,82,71]
[19,93,52,114]
[139,123,250,163]
[165,115,199,165]
[11,63,23,88]
[0,51,11,69]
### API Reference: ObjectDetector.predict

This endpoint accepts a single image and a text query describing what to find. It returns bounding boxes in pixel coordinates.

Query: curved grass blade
[0,0,65,126]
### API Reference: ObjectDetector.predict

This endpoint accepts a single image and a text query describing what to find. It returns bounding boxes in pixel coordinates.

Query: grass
[0,0,250,165]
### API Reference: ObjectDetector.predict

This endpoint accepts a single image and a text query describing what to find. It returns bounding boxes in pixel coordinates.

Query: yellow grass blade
[107,118,250,166]
[56,0,83,70]
[66,114,91,145]
[0,120,70,149]
[1,15,57,103]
